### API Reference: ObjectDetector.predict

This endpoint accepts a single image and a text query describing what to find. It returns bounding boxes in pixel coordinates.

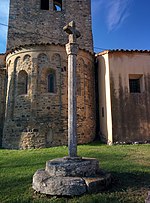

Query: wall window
[41,0,49,10]
[129,74,144,93]
[18,70,28,95]
[53,0,62,11]
[129,79,140,93]
[48,72,55,93]
[102,107,104,117]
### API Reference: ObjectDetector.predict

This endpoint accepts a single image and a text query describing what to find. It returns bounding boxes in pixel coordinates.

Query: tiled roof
[96,49,150,56]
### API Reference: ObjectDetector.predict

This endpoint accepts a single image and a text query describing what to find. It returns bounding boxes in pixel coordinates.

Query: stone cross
[63,21,81,157]
[63,21,81,43]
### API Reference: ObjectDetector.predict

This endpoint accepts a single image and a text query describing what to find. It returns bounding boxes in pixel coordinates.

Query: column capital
[66,43,79,56]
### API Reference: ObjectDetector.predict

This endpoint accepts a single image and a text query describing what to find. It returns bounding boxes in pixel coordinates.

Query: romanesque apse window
[48,73,55,93]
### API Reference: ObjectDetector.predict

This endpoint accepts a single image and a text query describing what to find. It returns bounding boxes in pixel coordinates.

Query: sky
[0,0,150,53]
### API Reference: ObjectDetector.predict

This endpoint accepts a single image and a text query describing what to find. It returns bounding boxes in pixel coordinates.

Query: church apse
[2,45,95,149]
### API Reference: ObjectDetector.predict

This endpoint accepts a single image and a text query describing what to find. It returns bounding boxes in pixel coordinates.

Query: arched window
[41,0,49,10]
[18,70,28,95]
[53,0,62,11]
[48,72,55,93]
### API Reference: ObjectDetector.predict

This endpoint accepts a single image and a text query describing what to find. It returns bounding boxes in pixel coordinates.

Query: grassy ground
[0,143,150,203]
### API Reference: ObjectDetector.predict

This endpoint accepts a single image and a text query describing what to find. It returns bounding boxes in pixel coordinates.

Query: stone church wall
[0,54,7,146]
[2,45,95,149]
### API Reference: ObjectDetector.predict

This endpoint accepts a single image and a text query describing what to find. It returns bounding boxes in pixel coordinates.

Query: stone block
[84,173,112,193]
[45,157,99,177]
[32,169,86,196]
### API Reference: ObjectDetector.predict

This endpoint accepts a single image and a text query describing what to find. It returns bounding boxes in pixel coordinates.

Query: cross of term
[63,21,81,157]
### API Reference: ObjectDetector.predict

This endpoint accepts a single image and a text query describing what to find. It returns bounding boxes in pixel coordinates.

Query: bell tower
[7,0,93,53]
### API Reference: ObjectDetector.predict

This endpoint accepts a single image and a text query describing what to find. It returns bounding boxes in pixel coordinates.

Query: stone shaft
[66,43,79,157]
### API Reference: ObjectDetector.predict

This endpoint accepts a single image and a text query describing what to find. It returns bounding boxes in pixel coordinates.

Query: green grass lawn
[0,143,150,203]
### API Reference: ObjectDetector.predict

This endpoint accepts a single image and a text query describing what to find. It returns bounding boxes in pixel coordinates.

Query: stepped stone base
[32,157,111,196]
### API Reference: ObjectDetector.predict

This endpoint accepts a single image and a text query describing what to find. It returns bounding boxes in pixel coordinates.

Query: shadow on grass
[0,170,149,202]
[109,171,150,192]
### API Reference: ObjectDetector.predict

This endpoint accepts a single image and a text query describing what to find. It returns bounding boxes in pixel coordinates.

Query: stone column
[64,21,81,158]
[66,43,79,157]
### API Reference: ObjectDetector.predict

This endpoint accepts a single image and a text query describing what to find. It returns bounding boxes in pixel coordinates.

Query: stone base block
[32,157,112,196]
[33,169,87,196]
[84,173,112,193]
[45,157,99,177]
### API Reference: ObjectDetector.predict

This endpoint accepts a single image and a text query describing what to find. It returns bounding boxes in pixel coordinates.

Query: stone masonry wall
[2,45,95,149]
[0,54,7,146]
[7,0,93,53]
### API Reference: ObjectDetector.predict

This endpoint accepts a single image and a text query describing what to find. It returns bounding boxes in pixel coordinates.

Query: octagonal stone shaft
[66,43,79,157]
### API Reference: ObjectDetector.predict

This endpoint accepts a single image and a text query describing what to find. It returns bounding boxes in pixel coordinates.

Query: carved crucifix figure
[63,21,81,157]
